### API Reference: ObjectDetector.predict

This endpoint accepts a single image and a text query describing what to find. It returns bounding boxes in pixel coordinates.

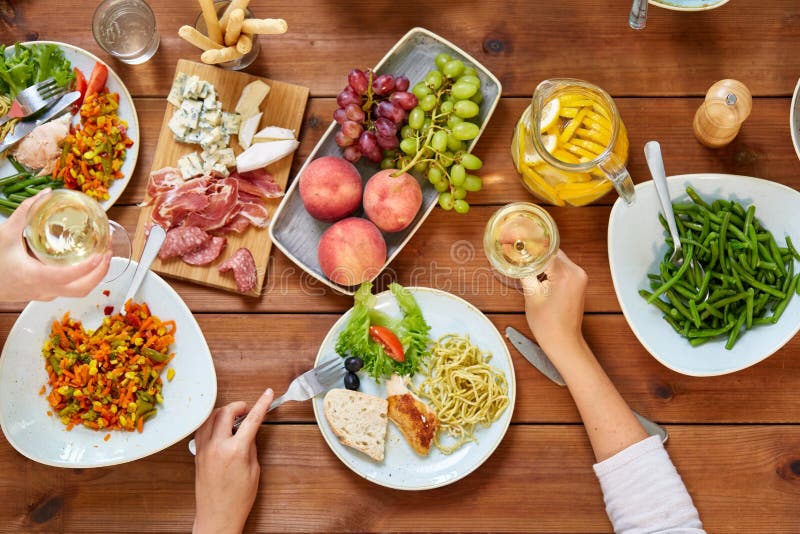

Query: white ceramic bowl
[790,78,800,161]
[609,174,800,376]
[649,0,730,12]
[0,258,216,467]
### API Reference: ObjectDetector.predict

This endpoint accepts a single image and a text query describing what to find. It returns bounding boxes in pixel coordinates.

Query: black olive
[344,372,360,390]
[344,356,364,373]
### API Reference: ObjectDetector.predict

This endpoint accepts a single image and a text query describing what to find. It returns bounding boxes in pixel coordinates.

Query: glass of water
[92,0,160,65]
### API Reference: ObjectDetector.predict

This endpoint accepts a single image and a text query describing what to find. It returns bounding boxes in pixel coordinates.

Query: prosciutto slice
[146,167,186,202]
[147,167,284,268]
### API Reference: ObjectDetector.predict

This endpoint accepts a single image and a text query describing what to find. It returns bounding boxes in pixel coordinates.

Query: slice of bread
[323,388,388,462]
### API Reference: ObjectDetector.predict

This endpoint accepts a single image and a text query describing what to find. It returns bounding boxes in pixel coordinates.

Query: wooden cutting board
[132,59,309,296]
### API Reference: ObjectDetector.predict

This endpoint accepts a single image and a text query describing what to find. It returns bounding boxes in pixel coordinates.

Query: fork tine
[315,357,341,373]
[39,86,64,100]
[316,359,345,385]
[34,78,57,91]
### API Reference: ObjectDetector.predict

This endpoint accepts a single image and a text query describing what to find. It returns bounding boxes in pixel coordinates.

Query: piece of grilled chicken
[386,374,439,456]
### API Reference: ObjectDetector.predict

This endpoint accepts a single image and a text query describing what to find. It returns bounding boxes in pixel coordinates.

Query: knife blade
[504,325,668,444]
[505,326,565,386]
[0,91,80,153]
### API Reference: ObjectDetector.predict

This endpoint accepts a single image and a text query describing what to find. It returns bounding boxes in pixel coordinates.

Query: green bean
[8,156,26,174]
[644,187,797,350]
[787,236,800,262]
[725,311,747,349]
[0,205,14,216]
[0,172,31,187]
[7,193,30,203]
[647,248,693,304]
[0,198,19,209]
[687,320,734,339]
[3,175,51,195]
[770,274,799,324]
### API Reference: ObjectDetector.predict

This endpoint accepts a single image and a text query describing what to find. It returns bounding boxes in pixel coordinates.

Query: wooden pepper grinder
[693,79,752,148]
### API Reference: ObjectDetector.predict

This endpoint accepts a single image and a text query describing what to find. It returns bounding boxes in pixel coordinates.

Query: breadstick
[236,33,253,55]
[201,46,245,65]
[219,0,250,30]
[198,0,223,44]
[224,9,245,46]
[241,18,288,35]
[178,25,223,51]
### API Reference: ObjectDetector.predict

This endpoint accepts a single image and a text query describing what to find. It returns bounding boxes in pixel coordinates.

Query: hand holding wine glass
[0,190,114,302]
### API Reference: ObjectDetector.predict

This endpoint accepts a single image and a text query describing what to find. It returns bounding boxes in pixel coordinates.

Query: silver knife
[0,91,81,153]
[505,326,668,444]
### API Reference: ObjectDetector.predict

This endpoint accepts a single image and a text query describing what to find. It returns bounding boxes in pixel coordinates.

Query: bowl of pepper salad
[0,258,217,468]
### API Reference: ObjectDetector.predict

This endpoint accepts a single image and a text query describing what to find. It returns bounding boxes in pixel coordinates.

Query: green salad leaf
[0,43,74,100]
[335,282,431,380]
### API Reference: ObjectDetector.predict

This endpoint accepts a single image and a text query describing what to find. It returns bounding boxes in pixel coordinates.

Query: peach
[318,217,387,286]
[363,169,423,232]
[299,156,363,222]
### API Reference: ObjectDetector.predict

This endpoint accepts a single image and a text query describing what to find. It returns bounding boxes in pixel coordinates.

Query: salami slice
[182,236,227,266]
[218,248,258,293]
[158,226,212,259]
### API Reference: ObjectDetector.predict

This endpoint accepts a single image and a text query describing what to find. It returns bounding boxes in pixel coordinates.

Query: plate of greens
[0,41,139,222]
[312,283,515,490]
[609,174,800,376]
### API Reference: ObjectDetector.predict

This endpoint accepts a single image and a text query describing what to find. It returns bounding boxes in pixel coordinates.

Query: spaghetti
[0,95,16,145]
[411,334,509,454]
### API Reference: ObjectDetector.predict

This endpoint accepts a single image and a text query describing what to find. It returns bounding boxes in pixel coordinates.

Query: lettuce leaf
[0,43,74,100]
[335,282,431,381]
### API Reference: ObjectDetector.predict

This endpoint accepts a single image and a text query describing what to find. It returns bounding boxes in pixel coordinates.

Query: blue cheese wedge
[166,74,241,175]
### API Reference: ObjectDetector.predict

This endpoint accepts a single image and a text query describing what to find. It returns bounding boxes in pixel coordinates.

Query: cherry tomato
[368,325,405,362]
[85,62,108,97]
[72,67,87,113]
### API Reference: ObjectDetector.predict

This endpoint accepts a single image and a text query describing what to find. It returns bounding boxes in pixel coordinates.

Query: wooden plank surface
[1,426,798,533]
[131,59,309,295]
[2,1,800,532]
[111,96,800,209]
[2,1,799,98]
[2,313,797,424]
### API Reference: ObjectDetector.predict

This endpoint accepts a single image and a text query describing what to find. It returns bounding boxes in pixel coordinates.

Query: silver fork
[0,79,64,127]
[188,357,345,455]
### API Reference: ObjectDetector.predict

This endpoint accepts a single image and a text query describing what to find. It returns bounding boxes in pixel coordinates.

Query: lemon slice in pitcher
[539,98,560,131]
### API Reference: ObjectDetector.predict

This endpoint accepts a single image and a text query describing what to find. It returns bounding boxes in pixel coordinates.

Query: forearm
[544,337,648,462]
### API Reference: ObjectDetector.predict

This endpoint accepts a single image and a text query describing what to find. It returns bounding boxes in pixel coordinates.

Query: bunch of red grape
[334,69,418,163]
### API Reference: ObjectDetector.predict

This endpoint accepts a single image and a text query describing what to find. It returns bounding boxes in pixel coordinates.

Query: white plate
[609,174,800,376]
[0,258,216,468]
[649,0,730,11]
[790,77,800,161]
[269,27,502,296]
[0,41,139,221]
[312,287,516,490]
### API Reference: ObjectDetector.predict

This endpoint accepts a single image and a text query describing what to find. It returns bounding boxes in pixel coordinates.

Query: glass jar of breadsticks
[181,0,288,70]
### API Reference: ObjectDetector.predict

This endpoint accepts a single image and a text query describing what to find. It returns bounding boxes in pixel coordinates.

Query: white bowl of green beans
[609,174,800,376]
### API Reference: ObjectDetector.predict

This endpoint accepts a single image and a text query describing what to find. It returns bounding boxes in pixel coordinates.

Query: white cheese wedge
[236,139,300,173]
[238,113,262,150]
[235,80,271,117]
[252,125,296,142]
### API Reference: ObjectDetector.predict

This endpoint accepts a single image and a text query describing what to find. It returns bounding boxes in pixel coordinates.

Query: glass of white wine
[483,202,560,291]
[24,190,131,282]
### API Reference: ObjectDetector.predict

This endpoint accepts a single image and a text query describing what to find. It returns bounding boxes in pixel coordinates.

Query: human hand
[0,190,111,302]
[193,389,274,534]
[522,250,589,355]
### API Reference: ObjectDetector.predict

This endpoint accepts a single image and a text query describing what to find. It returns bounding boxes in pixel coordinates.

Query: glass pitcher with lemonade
[511,78,635,207]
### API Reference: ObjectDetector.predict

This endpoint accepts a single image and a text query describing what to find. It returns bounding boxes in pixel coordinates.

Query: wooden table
[2,1,800,532]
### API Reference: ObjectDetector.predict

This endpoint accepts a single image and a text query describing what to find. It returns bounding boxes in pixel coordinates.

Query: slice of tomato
[369,325,405,362]
[72,67,87,113]
[85,62,108,97]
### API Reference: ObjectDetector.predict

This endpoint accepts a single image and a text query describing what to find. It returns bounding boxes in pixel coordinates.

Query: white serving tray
[268,27,502,295]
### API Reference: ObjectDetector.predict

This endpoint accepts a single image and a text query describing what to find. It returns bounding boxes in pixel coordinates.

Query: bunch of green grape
[381,53,484,214]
